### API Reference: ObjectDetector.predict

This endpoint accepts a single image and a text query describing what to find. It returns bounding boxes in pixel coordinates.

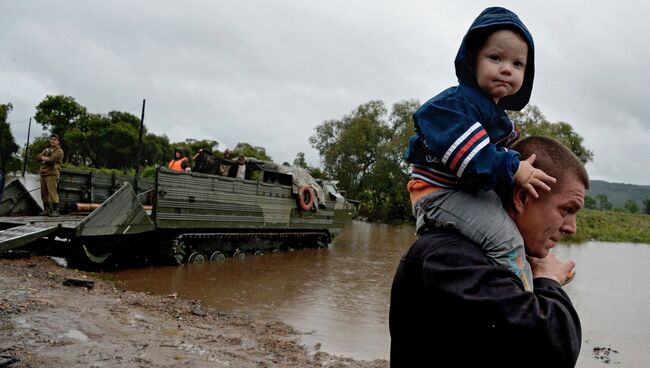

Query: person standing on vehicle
[219,149,232,176]
[168,147,191,172]
[36,134,64,216]
[236,156,246,179]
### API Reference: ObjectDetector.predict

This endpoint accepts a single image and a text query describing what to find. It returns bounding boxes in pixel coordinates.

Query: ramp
[0,222,59,252]
[76,182,155,237]
[0,178,42,216]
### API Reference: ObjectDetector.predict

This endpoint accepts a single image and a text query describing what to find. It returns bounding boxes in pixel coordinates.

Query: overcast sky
[2,1,649,185]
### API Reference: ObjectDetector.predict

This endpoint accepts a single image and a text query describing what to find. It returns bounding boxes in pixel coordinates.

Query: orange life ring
[298,184,315,211]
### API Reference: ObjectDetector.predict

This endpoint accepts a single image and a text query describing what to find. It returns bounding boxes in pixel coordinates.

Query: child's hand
[514,154,556,198]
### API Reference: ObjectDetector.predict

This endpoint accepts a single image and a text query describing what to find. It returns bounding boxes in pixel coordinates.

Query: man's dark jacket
[389,230,581,367]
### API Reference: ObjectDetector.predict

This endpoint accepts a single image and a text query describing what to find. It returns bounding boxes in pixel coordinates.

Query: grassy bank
[565,209,650,243]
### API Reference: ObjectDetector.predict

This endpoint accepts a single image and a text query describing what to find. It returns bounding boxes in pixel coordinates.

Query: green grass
[565,209,650,243]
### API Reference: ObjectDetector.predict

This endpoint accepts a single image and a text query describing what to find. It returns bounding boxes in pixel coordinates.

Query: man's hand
[527,253,576,285]
[514,154,556,198]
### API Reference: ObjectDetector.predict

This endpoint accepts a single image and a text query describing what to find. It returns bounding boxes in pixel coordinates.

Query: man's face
[475,29,528,104]
[514,174,586,258]
[50,137,59,148]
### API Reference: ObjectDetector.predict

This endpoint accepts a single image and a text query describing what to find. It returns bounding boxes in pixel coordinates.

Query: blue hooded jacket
[404,7,535,191]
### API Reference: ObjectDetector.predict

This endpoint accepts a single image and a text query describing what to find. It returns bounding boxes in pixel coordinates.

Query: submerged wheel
[254,250,264,256]
[187,251,207,264]
[316,234,330,248]
[166,238,188,265]
[233,250,246,260]
[272,248,281,254]
[210,251,226,262]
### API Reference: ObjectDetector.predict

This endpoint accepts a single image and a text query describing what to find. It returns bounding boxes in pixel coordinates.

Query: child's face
[475,29,528,104]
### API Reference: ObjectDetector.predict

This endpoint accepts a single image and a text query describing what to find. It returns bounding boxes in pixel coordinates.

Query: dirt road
[0,256,388,367]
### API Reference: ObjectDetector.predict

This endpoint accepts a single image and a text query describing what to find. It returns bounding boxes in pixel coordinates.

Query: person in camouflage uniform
[36,134,64,216]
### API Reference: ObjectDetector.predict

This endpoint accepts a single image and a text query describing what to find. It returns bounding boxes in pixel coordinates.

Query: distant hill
[588,180,650,209]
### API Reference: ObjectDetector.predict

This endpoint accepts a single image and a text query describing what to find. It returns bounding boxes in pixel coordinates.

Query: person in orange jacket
[168,147,191,172]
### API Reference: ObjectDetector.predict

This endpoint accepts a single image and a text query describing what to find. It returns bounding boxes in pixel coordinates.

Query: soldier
[36,134,64,216]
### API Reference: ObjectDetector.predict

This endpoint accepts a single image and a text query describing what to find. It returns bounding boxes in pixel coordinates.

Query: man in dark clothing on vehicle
[389,136,588,367]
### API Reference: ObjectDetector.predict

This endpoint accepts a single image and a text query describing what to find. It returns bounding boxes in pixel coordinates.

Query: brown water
[114,221,650,366]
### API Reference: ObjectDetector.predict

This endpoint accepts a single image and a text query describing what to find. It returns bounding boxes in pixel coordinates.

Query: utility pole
[22,117,32,177]
[137,99,146,174]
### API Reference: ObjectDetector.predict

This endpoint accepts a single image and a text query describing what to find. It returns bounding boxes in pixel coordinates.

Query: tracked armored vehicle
[0,162,357,265]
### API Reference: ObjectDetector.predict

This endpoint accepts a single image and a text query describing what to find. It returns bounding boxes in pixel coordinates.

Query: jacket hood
[455,7,534,111]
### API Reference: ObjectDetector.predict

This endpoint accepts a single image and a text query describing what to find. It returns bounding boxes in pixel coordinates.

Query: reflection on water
[114,221,650,365]
[555,242,650,367]
[115,221,415,360]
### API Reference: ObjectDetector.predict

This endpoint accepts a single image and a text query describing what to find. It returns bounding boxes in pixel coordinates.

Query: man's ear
[512,187,528,214]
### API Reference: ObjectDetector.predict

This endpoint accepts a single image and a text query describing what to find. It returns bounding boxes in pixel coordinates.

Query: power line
[6,118,32,125]
[118,103,144,113]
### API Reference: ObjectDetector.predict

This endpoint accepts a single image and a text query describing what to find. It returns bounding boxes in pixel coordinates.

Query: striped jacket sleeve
[414,97,520,190]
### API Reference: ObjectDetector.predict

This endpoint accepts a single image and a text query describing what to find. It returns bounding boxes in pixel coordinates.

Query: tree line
[584,194,650,215]
[1,95,274,176]
[3,95,647,222]
[308,101,648,219]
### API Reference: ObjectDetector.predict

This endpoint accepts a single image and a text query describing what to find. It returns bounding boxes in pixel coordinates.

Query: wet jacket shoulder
[389,230,581,367]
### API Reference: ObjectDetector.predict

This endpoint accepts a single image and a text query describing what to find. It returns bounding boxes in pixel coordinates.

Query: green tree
[231,142,272,161]
[387,99,419,169]
[310,99,419,221]
[508,105,594,164]
[170,138,220,160]
[584,195,597,210]
[34,95,87,155]
[28,95,180,172]
[70,112,140,169]
[643,198,650,215]
[624,199,639,214]
[0,103,20,172]
[308,167,325,180]
[293,152,308,168]
[59,109,168,170]
[365,99,419,220]
[595,194,613,211]
[310,100,390,197]
[143,133,172,167]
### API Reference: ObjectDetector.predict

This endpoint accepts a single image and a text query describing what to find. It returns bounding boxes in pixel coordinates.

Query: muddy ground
[0,255,388,368]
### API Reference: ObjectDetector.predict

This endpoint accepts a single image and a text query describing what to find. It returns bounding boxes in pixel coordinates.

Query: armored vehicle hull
[0,166,357,265]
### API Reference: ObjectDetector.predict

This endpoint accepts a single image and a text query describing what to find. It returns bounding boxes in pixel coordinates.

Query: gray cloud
[2,0,649,185]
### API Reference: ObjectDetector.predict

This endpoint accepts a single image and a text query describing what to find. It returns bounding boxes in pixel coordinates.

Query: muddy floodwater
[114,221,650,366]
